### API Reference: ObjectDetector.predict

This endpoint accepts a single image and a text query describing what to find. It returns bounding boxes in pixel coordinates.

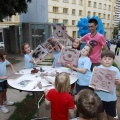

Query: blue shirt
[52,51,61,67]
[95,65,120,101]
[0,59,10,82]
[24,54,35,69]
[77,56,92,86]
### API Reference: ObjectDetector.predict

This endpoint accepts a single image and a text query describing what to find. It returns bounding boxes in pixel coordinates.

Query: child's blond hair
[55,72,70,92]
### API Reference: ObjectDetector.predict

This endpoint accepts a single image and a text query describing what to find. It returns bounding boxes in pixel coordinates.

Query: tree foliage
[113,27,118,38]
[0,0,32,22]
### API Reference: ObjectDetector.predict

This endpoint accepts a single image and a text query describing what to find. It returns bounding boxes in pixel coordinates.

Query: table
[7,66,78,119]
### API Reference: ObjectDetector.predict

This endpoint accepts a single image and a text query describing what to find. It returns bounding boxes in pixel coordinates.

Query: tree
[113,27,118,38]
[0,0,32,22]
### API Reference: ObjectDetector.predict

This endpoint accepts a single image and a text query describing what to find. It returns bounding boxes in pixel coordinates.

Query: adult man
[67,18,108,71]
[81,18,108,71]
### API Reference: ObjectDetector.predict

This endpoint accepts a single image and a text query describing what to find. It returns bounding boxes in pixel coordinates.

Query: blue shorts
[101,100,116,117]
[0,81,8,92]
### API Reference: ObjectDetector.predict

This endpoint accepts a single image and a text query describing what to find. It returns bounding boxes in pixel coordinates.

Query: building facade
[48,0,115,39]
[114,0,120,27]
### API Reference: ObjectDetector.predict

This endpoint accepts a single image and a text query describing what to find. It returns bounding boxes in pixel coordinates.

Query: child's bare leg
[3,89,7,101]
[97,112,103,120]
[0,92,4,105]
[107,114,114,120]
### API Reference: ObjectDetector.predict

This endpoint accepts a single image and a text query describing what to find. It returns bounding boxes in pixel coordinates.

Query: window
[98,13,101,18]
[107,23,109,27]
[72,9,76,15]
[93,12,96,16]
[99,3,102,9]
[63,0,68,2]
[104,4,106,9]
[53,7,58,13]
[108,5,111,10]
[103,14,106,19]
[93,2,97,8]
[108,14,110,19]
[88,1,91,7]
[5,16,12,22]
[63,8,68,14]
[72,20,75,25]
[72,0,76,4]
[63,19,68,25]
[79,10,82,16]
[103,23,105,27]
[79,0,83,5]
[87,11,91,16]
[53,19,58,23]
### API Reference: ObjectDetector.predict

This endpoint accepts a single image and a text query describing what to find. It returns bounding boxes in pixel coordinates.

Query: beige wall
[48,0,115,39]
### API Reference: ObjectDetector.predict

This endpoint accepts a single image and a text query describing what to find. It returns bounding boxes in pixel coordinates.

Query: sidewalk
[0,45,120,120]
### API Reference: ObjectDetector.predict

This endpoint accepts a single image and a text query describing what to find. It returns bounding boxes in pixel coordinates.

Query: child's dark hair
[72,38,81,50]
[76,89,102,119]
[2,50,7,55]
[22,43,29,54]
[0,51,5,61]
[101,50,115,59]
[89,18,98,25]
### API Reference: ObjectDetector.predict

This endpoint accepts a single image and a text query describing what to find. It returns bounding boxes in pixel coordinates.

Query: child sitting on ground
[0,51,15,113]
[95,50,120,120]
[76,89,102,120]
[44,72,75,120]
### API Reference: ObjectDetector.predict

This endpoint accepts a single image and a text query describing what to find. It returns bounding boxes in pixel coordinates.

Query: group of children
[0,35,120,120]
[43,37,120,120]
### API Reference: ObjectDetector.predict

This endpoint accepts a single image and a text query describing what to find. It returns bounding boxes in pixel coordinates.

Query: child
[95,50,120,120]
[44,72,75,120]
[76,89,102,120]
[72,38,81,50]
[0,51,15,113]
[47,38,63,67]
[66,44,93,94]
[22,43,42,96]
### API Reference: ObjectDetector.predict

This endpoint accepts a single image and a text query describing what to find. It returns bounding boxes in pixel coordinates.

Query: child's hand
[66,64,74,69]
[37,59,43,64]
[44,89,49,95]
[115,78,120,85]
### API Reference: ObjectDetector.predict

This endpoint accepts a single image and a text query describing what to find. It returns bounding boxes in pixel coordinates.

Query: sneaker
[3,101,14,106]
[0,105,9,113]
[28,92,33,96]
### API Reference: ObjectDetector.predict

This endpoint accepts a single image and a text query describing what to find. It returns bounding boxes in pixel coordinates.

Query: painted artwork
[18,80,32,87]
[89,67,116,92]
[31,45,48,62]
[58,48,80,67]
[52,25,66,40]
[42,37,59,52]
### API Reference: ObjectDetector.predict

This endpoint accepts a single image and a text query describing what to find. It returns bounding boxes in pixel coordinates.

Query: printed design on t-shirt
[81,62,84,66]
[89,40,98,48]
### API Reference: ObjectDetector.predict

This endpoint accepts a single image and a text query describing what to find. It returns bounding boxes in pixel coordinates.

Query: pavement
[0,44,120,120]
